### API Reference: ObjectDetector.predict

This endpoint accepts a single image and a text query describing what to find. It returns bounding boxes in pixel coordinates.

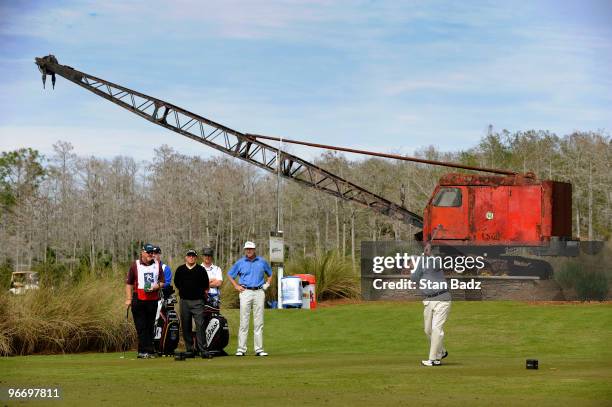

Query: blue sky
[0,0,610,161]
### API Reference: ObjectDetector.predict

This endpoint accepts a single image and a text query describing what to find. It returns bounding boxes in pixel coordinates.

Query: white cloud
[1,0,610,163]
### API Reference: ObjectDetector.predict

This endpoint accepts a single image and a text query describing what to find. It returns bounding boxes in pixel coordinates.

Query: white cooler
[281,276,303,308]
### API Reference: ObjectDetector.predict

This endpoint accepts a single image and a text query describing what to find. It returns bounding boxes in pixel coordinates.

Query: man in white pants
[227,241,273,356]
[410,243,451,366]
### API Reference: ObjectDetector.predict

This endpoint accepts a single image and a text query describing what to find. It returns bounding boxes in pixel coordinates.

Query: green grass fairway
[2,302,611,406]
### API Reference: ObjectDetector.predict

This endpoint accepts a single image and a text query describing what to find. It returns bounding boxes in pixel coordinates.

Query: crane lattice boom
[35,55,423,228]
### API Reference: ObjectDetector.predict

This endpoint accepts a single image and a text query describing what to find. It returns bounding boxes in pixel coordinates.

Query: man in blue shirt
[227,241,273,356]
[152,246,173,297]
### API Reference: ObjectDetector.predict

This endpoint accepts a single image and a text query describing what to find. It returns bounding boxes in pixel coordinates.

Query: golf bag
[153,287,180,356]
[193,296,229,356]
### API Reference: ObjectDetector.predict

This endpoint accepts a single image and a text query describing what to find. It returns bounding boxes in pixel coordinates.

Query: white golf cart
[8,271,40,295]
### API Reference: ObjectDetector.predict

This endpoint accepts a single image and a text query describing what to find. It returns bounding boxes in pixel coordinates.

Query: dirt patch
[317,298,365,307]
[317,299,424,307]
[319,299,612,307]
[525,300,612,306]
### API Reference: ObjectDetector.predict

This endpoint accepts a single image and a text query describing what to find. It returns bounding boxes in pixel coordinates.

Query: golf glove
[263,282,270,291]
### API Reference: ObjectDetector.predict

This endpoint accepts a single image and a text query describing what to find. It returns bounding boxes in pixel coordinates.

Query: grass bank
[0,278,133,355]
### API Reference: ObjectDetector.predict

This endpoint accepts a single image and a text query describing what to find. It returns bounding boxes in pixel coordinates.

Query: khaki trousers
[238,289,265,353]
[423,300,451,360]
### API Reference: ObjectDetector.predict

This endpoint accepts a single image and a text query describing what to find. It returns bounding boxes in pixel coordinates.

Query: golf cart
[9,271,40,295]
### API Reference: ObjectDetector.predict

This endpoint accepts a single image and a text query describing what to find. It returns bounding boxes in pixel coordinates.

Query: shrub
[555,261,581,289]
[0,293,10,355]
[554,260,609,301]
[220,279,239,308]
[285,251,360,301]
[32,261,68,287]
[0,276,135,356]
[0,260,12,289]
[575,272,609,301]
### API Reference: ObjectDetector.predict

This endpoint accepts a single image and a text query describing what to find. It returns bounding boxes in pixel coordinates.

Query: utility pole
[270,230,284,309]
[276,138,283,233]
[270,138,284,309]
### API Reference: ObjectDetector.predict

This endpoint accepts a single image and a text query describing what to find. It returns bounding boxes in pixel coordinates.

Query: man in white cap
[227,241,273,356]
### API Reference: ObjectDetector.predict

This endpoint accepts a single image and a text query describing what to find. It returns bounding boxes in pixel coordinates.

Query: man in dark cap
[173,249,209,355]
[200,246,223,303]
[125,243,165,358]
[152,245,173,297]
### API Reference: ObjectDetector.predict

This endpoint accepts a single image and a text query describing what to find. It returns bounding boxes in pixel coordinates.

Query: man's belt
[242,286,263,290]
[424,290,449,298]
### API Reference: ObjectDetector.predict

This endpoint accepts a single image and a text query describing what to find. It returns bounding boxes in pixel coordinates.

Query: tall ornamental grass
[0,277,135,356]
[286,251,360,300]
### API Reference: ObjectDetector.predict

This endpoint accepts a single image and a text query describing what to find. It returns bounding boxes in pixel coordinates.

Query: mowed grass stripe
[2,302,611,406]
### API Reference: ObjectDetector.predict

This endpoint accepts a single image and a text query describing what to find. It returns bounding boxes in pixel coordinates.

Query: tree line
[0,129,609,286]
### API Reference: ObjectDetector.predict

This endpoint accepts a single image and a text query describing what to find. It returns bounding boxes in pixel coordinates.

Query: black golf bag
[193,296,229,357]
[153,287,180,356]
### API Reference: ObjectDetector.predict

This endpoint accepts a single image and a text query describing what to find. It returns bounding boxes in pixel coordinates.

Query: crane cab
[423,173,574,251]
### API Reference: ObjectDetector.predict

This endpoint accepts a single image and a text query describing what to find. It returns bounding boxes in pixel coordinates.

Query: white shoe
[235,351,245,356]
[256,351,268,356]
[421,359,441,366]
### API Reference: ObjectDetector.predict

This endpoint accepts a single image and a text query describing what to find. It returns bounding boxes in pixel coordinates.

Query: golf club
[120,304,130,359]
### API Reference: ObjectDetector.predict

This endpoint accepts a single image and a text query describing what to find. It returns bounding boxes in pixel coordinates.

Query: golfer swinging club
[410,241,451,366]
